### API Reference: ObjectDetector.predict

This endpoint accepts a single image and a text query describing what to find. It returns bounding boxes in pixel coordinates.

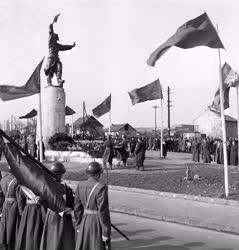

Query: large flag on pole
[0,129,65,212]
[0,59,44,101]
[19,109,38,119]
[128,79,163,105]
[211,85,230,111]
[221,62,239,87]
[147,13,224,66]
[92,94,111,118]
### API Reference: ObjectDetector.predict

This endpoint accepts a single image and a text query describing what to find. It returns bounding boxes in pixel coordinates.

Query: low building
[193,108,238,139]
[73,115,104,138]
[110,123,137,136]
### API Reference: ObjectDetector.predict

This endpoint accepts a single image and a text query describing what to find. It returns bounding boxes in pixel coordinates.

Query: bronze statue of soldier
[44,14,76,87]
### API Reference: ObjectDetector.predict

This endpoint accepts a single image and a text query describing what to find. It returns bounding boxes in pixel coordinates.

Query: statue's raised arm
[44,14,76,88]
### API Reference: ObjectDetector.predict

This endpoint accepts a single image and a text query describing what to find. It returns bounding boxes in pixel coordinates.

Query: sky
[0,0,239,129]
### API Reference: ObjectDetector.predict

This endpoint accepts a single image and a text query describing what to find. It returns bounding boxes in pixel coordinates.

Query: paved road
[111,212,239,250]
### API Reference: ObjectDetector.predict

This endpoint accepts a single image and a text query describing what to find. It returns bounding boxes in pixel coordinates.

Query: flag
[19,109,37,119]
[0,130,66,212]
[0,58,44,101]
[221,62,239,87]
[92,94,111,118]
[128,79,163,105]
[65,106,76,116]
[147,13,224,67]
[211,85,230,111]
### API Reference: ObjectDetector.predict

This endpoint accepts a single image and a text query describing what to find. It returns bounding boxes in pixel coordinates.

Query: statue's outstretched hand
[53,13,61,23]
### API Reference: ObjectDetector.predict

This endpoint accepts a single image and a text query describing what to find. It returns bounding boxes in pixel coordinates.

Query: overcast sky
[0,0,238,128]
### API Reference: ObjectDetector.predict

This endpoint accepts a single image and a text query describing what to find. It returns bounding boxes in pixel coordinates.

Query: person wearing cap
[74,161,111,250]
[134,137,146,171]
[40,161,75,250]
[0,171,21,250]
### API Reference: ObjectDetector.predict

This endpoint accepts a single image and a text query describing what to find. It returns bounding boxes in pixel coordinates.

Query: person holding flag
[40,162,75,250]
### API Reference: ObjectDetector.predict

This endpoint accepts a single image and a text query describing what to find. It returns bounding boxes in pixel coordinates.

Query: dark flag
[65,105,76,116]
[92,94,111,118]
[19,109,37,119]
[221,62,239,87]
[0,58,44,101]
[211,85,230,111]
[147,13,224,66]
[0,130,66,212]
[128,79,163,105]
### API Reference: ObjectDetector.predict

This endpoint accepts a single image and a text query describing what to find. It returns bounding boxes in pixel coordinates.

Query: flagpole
[71,114,74,138]
[38,93,43,162]
[160,98,163,157]
[108,109,111,134]
[217,33,229,198]
[237,86,239,162]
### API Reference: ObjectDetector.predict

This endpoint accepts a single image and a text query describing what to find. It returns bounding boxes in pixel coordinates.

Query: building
[193,108,238,138]
[110,123,137,136]
[73,115,104,138]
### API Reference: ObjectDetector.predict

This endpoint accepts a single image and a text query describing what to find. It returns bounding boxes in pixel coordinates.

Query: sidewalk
[66,180,239,235]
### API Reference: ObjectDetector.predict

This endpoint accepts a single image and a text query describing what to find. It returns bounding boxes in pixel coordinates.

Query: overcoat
[74,177,111,250]
[40,183,75,250]
[0,174,20,250]
[16,187,46,250]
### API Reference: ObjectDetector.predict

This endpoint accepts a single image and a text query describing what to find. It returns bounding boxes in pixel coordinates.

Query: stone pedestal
[41,86,66,148]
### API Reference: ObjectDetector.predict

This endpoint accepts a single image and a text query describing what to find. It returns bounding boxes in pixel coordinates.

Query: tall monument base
[41,86,66,148]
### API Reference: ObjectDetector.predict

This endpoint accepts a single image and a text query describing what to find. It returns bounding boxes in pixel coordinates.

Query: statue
[44,14,76,87]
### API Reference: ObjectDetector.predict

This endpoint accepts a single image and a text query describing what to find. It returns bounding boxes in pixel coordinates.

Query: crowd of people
[0,161,111,250]
[191,137,238,165]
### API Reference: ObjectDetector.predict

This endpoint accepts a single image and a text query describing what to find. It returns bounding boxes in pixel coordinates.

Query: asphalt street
[111,212,239,250]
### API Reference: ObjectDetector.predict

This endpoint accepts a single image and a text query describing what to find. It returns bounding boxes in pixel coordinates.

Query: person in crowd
[115,135,129,168]
[230,139,238,166]
[162,139,167,158]
[40,162,75,250]
[0,171,21,250]
[16,184,46,250]
[20,135,28,153]
[201,138,211,163]
[129,137,137,155]
[74,161,111,250]
[135,137,146,171]
[192,138,200,162]
[102,135,114,170]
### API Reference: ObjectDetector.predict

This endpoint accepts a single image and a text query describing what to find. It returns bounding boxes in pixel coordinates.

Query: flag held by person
[0,58,44,101]
[0,129,66,213]
[147,13,224,67]
[92,94,111,118]
[128,79,163,105]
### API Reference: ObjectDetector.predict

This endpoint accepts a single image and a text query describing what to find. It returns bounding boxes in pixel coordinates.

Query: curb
[65,180,239,235]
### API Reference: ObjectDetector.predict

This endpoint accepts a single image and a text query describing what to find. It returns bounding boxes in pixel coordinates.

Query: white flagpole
[217,41,229,198]
[38,93,43,162]
[160,98,163,158]
[71,114,74,138]
[236,86,239,161]
[108,109,111,134]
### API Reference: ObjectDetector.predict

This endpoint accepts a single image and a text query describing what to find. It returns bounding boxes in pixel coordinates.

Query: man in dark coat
[0,172,21,250]
[135,137,146,171]
[115,135,129,168]
[40,162,75,250]
[201,139,211,163]
[102,135,114,170]
[74,162,111,250]
[230,139,238,166]
[16,185,46,250]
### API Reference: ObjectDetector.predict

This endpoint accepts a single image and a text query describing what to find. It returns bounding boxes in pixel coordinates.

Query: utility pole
[167,86,172,137]
[82,101,86,140]
[152,106,159,137]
